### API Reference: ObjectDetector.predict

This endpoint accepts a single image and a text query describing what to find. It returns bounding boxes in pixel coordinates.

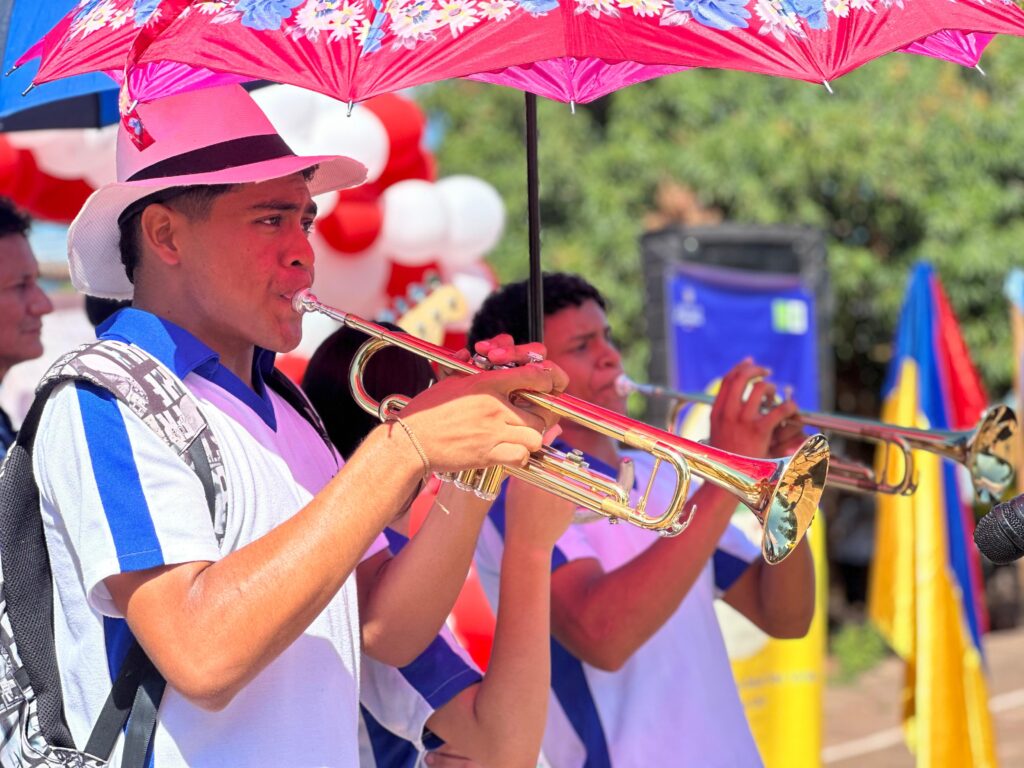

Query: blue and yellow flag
[868,263,997,766]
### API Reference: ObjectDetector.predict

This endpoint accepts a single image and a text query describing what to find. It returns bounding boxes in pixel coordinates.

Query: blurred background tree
[420,39,1024,415]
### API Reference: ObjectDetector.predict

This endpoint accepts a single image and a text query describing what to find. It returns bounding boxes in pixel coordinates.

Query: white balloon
[79,127,118,188]
[450,269,495,320]
[254,85,389,183]
[436,175,506,270]
[378,180,447,266]
[300,94,389,184]
[252,85,318,151]
[4,129,66,153]
[294,309,342,360]
[310,234,390,319]
[31,132,93,180]
[313,190,339,220]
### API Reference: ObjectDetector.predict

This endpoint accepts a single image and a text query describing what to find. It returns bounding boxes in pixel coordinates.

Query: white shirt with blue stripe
[35,308,363,767]
[474,448,763,768]
[358,530,483,768]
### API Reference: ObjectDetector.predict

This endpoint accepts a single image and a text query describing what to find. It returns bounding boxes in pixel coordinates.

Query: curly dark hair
[468,272,608,349]
[0,197,31,239]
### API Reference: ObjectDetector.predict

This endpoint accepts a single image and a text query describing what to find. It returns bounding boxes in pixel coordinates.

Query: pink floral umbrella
[29,0,1024,104]
[22,0,1024,336]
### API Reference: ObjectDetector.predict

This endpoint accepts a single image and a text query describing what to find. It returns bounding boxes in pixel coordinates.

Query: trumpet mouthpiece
[615,374,636,398]
[292,289,316,314]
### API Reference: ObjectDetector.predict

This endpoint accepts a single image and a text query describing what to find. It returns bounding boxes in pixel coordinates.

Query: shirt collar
[97,308,278,427]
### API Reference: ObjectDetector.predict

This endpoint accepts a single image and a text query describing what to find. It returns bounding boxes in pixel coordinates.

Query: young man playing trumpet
[468,273,817,767]
[33,84,566,766]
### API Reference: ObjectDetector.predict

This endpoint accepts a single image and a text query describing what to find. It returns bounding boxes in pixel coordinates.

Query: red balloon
[274,355,308,385]
[0,139,94,223]
[450,567,496,671]
[311,93,440,255]
[364,94,427,178]
[386,260,440,299]
[317,200,382,255]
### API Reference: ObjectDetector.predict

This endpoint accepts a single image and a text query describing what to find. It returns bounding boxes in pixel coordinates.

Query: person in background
[468,272,817,768]
[0,197,53,452]
[304,324,575,768]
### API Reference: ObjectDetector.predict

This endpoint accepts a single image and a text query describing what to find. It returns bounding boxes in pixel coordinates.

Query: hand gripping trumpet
[617,376,1018,503]
[294,291,831,563]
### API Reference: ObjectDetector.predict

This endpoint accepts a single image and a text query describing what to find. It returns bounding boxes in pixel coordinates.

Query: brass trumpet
[617,376,1018,503]
[294,291,830,564]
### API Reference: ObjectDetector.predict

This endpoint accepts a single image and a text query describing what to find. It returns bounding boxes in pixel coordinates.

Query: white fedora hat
[68,83,368,299]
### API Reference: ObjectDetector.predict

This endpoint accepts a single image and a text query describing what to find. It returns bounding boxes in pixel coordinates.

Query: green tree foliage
[419,40,1024,411]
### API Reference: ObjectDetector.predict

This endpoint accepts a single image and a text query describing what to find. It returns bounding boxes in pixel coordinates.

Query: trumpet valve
[450,466,506,501]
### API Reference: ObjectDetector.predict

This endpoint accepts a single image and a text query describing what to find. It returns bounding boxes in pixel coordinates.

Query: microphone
[974,493,1024,564]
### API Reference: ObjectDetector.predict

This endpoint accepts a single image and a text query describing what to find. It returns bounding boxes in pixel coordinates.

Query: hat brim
[68,153,367,299]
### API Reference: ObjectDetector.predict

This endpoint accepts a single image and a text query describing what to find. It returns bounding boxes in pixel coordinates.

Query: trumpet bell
[968,405,1018,504]
[761,434,830,564]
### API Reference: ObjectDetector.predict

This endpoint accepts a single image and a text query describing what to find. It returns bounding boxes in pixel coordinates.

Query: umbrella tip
[822,80,833,95]
[570,99,576,114]
[4,64,19,78]
[975,63,987,77]
[347,100,354,117]
[20,82,35,97]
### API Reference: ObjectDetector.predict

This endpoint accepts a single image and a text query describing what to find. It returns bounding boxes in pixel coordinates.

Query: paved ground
[823,626,1024,766]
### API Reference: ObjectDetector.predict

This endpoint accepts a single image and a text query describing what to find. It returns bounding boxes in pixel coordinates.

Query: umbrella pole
[525,92,543,343]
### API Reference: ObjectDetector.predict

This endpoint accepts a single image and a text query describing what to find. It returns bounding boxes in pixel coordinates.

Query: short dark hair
[116,166,319,284]
[468,272,608,348]
[302,323,435,460]
[0,197,31,239]
[117,184,231,284]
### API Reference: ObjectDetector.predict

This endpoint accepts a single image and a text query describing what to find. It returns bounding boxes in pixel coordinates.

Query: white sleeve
[35,381,219,617]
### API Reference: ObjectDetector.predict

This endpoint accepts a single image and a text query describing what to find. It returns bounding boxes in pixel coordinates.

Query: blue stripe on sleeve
[713,548,752,593]
[398,634,482,710]
[385,528,409,555]
[76,383,165,572]
[361,706,421,768]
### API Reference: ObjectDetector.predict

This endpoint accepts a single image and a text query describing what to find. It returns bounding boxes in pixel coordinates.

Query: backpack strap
[0,339,227,765]
[0,376,76,751]
[41,339,228,541]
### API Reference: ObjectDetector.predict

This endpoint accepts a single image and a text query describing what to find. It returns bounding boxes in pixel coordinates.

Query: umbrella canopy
[25,0,1024,338]
[31,0,1024,102]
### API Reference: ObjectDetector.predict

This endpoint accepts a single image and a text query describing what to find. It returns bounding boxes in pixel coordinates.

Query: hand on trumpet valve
[709,358,800,459]
[399,336,568,472]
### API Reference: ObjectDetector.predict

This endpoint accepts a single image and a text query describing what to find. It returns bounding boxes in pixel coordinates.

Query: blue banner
[666,262,820,411]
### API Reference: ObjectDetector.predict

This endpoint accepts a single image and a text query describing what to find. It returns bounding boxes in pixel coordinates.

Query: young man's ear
[139,203,184,268]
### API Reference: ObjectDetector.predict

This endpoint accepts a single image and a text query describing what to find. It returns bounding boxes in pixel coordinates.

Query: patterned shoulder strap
[39,339,228,543]
[265,367,334,454]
